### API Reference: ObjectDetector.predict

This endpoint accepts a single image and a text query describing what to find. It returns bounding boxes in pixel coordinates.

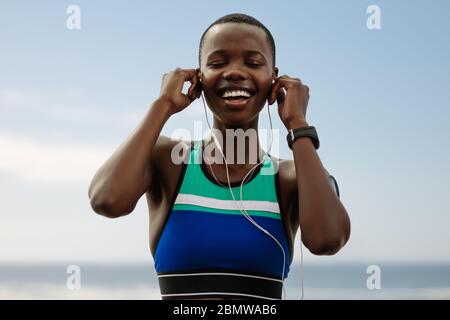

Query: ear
[272,67,279,81]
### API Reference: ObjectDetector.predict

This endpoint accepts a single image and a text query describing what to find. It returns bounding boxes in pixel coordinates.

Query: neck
[204,115,266,168]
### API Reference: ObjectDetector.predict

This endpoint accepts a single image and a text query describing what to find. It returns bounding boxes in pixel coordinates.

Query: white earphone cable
[200,90,304,300]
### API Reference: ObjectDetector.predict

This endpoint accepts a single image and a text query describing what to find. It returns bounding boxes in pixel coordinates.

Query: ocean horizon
[1,263,449,300]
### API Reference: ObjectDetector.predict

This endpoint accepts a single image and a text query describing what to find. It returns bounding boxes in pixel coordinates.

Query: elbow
[306,224,351,256]
[307,238,345,256]
[88,177,136,218]
[309,208,351,256]
[89,194,133,219]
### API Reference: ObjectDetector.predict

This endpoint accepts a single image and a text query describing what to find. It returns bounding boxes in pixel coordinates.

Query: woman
[88,13,351,300]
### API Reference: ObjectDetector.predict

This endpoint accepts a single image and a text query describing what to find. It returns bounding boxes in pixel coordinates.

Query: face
[199,23,278,126]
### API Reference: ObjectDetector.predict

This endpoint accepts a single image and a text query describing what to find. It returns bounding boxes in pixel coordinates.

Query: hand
[159,67,202,114]
[268,75,310,129]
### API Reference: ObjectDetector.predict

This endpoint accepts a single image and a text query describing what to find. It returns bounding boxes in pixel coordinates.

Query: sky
[1,0,449,267]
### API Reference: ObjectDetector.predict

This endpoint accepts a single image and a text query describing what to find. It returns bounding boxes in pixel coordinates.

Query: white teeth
[221,90,252,98]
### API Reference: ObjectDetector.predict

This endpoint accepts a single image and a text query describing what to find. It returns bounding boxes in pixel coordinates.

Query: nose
[222,65,247,81]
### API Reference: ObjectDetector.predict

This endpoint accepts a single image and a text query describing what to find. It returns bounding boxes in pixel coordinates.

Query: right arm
[88,98,172,218]
[88,68,202,218]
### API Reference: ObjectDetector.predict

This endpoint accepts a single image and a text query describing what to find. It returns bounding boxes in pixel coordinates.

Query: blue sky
[1,0,450,267]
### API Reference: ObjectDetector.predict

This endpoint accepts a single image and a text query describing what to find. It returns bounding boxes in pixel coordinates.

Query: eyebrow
[207,49,266,61]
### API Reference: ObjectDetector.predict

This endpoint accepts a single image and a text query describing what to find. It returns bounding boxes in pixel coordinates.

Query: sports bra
[153,140,292,300]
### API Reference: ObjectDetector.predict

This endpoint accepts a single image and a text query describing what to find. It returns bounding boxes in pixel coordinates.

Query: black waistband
[158,271,283,300]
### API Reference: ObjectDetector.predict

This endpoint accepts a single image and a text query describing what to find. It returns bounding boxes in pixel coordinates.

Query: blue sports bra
[153,140,292,300]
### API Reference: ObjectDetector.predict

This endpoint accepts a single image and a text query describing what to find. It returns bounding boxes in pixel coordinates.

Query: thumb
[181,92,195,108]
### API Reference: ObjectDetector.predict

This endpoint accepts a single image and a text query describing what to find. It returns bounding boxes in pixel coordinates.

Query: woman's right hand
[159,67,202,115]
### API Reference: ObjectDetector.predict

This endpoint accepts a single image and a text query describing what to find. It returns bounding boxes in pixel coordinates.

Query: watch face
[287,127,319,150]
[286,131,294,149]
[328,175,340,198]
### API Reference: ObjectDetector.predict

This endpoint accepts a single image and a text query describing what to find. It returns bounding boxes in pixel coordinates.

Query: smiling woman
[88,13,350,301]
[198,19,276,123]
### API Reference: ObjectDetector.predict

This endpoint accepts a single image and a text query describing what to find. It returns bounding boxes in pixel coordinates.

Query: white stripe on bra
[175,193,280,214]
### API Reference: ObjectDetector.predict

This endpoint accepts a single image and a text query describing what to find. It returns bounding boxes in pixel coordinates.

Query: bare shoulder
[271,156,297,188]
[273,156,338,201]
[270,156,298,206]
[270,156,299,238]
[151,135,190,165]
[274,157,333,191]
[149,135,191,194]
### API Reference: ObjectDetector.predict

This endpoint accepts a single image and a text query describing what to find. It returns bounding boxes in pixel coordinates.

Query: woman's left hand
[268,75,310,129]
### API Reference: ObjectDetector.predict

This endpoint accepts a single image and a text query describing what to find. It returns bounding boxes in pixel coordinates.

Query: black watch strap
[287,126,320,150]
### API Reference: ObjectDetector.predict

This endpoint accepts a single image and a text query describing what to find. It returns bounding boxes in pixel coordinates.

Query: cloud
[0,88,143,127]
[0,88,217,185]
[0,133,110,185]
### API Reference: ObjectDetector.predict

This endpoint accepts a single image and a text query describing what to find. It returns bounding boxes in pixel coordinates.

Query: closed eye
[208,62,262,68]
[246,62,262,67]
[208,63,225,68]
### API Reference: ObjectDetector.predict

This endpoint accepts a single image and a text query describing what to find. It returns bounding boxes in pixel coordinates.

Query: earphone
[198,77,305,300]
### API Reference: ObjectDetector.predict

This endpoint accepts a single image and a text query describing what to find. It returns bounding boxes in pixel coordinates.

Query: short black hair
[198,13,276,68]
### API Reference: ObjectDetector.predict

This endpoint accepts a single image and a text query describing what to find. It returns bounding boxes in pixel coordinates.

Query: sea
[1,263,449,300]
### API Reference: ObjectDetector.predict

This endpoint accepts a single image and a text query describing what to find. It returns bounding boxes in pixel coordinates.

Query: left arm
[289,118,350,255]
[269,75,351,255]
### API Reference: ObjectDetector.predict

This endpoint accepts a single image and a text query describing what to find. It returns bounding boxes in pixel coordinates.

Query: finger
[183,69,202,98]
[276,89,285,120]
[188,74,199,97]
[268,81,275,105]
[269,79,281,105]
[174,69,196,91]
[269,78,287,105]
[194,83,202,99]
[181,92,195,106]
[276,88,286,106]
[179,68,197,81]
[193,75,203,98]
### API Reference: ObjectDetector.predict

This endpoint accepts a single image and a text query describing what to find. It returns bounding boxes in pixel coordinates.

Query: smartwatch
[287,126,320,150]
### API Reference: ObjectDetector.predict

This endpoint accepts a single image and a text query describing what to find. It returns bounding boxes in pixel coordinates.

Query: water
[1,263,449,300]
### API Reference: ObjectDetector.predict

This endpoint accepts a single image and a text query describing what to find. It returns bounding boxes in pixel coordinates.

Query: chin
[219,108,263,128]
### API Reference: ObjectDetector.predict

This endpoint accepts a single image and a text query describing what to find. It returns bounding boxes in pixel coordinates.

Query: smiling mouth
[216,88,256,108]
